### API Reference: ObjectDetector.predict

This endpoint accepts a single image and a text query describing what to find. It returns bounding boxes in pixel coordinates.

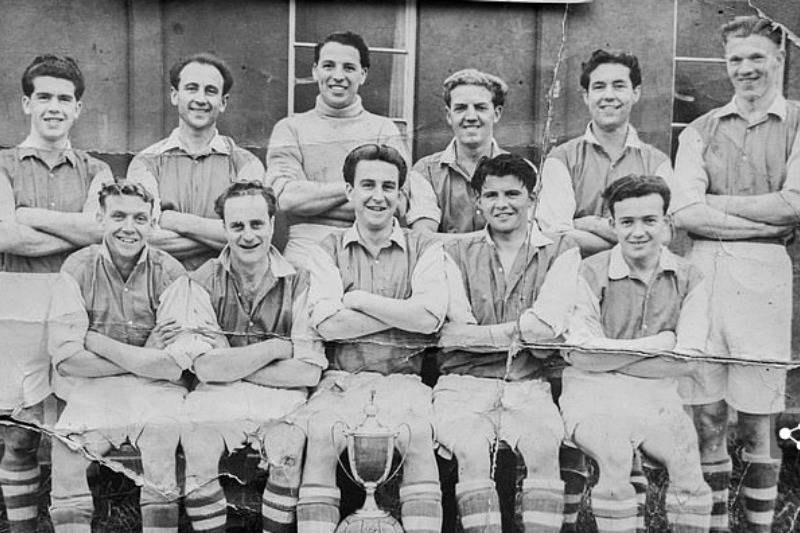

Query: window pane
[295,0,408,49]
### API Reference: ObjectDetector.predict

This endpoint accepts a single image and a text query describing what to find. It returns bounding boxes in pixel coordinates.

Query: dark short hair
[342,144,407,187]
[169,52,234,95]
[213,181,277,222]
[603,174,670,217]
[471,153,538,195]
[22,55,85,100]
[314,31,370,70]
[98,180,155,211]
[443,69,508,108]
[721,16,782,47]
[580,49,642,90]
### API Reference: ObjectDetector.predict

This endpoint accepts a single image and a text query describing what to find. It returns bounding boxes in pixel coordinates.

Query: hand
[653,331,677,351]
[145,319,182,349]
[437,322,472,349]
[342,290,369,310]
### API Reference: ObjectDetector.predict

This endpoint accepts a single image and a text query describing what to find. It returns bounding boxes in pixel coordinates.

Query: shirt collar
[99,240,151,269]
[480,221,554,248]
[219,245,296,278]
[584,123,643,150]
[713,94,788,121]
[17,138,78,166]
[342,218,407,251]
[157,127,230,155]
[440,137,505,168]
[608,244,678,280]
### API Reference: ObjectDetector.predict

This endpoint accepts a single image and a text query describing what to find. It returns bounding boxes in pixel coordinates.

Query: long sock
[49,491,93,533]
[591,484,637,533]
[629,455,648,533]
[560,444,588,529]
[0,464,41,533]
[665,483,712,533]
[521,477,563,532]
[296,485,340,533]
[262,477,298,533]
[184,482,228,533]
[399,481,442,533]
[456,479,502,533]
[702,457,731,533]
[741,450,780,533]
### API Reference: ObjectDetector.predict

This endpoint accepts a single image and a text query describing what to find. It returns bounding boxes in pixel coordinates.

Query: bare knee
[737,412,773,456]
[692,402,728,458]
[2,426,41,460]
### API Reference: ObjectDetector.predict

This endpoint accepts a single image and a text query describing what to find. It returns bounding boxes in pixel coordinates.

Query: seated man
[300,144,446,533]
[47,181,192,533]
[561,175,711,533]
[179,181,325,533]
[438,153,580,533]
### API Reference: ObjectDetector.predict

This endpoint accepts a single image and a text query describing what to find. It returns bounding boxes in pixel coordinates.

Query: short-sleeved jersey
[406,138,506,233]
[127,128,264,270]
[443,228,578,380]
[0,146,111,273]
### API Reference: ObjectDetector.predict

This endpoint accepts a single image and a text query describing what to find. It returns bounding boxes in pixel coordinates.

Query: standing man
[536,49,671,257]
[300,144,446,533]
[0,54,111,533]
[437,154,580,533]
[127,52,264,271]
[265,31,408,265]
[672,16,800,533]
[407,69,509,235]
[179,181,326,533]
[48,181,193,533]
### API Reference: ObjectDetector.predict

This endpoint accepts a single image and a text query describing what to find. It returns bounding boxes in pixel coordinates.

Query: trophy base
[334,512,405,533]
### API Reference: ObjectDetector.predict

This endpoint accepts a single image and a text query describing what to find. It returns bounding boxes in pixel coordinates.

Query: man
[47,181,194,533]
[562,175,711,533]
[300,144,446,533]
[0,54,111,533]
[265,31,408,265]
[179,181,326,533]
[407,69,509,234]
[672,16,800,533]
[536,49,671,257]
[438,153,580,532]
[127,52,264,271]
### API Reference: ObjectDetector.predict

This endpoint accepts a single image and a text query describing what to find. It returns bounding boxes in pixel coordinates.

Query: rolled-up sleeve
[674,275,710,357]
[306,246,345,329]
[81,165,115,216]
[521,247,580,337]
[405,168,442,227]
[265,120,306,198]
[670,126,708,214]
[126,155,163,221]
[158,276,217,369]
[564,273,606,355]
[48,272,91,368]
[535,157,577,233]
[290,279,327,369]
[781,127,800,193]
[443,251,477,324]
[409,241,448,329]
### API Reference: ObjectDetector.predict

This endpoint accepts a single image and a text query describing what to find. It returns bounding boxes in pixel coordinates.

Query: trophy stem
[356,482,389,518]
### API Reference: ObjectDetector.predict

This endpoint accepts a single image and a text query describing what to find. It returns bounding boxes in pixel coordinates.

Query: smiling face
[610,193,669,264]
[223,195,274,267]
[477,174,534,237]
[346,159,400,234]
[170,61,228,132]
[583,62,640,133]
[313,41,367,110]
[725,34,783,105]
[446,84,501,150]
[22,76,82,145]
[99,194,154,262]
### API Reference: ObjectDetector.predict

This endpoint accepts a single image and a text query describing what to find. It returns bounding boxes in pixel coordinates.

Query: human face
[477,174,534,237]
[170,62,228,132]
[346,159,400,233]
[313,42,367,109]
[99,194,154,262]
[22,76,82,145]
[725,34,783,104]
[223,195,273,267]
[610,194,669,265]
[583,63,640,132]
[446,85,501,149]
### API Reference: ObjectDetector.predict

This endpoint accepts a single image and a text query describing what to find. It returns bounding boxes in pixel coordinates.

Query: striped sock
[184,483,228,532]
[49,491,93,533]
[665,483,712,533]
[521,477,563,532]
[0,464,41,533]
[560,444,588,529]
[140,476,179,533]
[262,478,298,533]
[701,457,731,533]
[455,479,502,533]
[591,484,637,533]
[399,481,442,533]
[296,485,340,533]
[629,458,648,533]
[741,451,780,533]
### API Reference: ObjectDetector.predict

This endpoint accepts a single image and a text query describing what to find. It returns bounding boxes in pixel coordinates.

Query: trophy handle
[331,420,365,488]
[382,422,412,486]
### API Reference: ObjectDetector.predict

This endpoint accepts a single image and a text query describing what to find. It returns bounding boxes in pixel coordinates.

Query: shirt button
[48,172,54,178]
[127,320,133,326]
[123,287,129,292]
[248,321,254,327]
[49,202,55,208]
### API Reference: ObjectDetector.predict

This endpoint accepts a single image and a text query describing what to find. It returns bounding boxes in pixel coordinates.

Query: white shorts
[677,241,790,414]
[55,376,186,447]
[182,381,307,453]
[433,374,563,459]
